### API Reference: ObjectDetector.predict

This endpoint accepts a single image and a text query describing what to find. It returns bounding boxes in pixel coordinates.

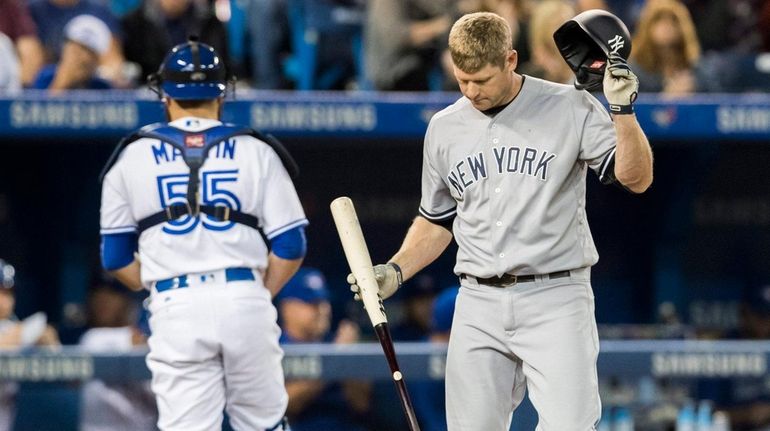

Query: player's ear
[162,97,171,121]
[216,97,224,119]
[507,50,518,72]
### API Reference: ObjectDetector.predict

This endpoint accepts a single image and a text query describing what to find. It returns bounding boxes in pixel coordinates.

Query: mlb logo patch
[185,134,205,148]
[589,60,605,70]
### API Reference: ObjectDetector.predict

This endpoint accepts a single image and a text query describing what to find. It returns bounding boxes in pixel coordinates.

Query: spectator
[682,0,762,54]
[630,0,703,96]
[276,267,371,431]
[31,15,115,91]
[365,0,452,91]
[78,282,156,431]
[28,0,125,84]
[241,0,288,88]
[0,34,21,91]
[0,0,45,86]
[411,286,459,431]
[0,259,60,431]
[0,260,60,349]
[574,0,607,12]
[760,1,770,52]
[482,0,532,65]
[121,0,229,85]
[518,0,576,85]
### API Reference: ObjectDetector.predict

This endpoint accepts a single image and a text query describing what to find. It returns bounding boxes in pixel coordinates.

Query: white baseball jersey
[100,117,308,285]
[419,76,616,278]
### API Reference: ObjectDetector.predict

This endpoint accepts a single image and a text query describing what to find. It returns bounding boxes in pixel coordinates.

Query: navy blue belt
[460,270,571,287]
[155,267,255,292]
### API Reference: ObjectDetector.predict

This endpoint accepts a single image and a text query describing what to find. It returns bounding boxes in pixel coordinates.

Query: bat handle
[374,323,422,431]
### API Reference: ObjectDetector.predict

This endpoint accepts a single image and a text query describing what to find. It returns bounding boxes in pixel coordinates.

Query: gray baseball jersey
[419,76,617,278]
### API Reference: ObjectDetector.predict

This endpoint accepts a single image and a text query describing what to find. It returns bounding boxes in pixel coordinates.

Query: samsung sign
[9,101,139,129]
[652,352,767,377]
[250,102,377,131]
[717,106,770,133]
[0,355,93,381]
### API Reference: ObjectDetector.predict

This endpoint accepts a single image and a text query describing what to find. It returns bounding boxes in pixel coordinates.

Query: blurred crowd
[2,254,770,430]
[0,255,467,430]
[1,0,770,94]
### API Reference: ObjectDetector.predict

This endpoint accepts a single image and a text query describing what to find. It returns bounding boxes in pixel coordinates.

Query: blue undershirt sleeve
[269,225,307,259]
[101,232,138,270]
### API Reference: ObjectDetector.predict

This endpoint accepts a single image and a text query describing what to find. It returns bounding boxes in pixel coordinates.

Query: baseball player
[99,38,307,431]
[349,12,653,431]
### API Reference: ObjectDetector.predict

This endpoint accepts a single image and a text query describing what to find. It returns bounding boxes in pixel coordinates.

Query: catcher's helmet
[553,9,632,91]
[0,259,15,290]
[149,36,227,100]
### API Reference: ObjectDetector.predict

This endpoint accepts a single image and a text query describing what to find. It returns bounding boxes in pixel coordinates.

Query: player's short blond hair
[448,12,512,73]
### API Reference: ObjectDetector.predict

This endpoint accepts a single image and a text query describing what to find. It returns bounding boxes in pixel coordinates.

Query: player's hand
[603,53,639,115]
[334,319,360,344]
[347,263,402,301]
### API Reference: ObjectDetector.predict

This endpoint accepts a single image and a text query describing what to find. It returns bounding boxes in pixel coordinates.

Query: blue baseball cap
[278,268,329,303]
[431,286,460,333]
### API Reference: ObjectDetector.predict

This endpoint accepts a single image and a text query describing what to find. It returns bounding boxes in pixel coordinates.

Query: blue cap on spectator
[277,267,329,303]
[431,286,460,333]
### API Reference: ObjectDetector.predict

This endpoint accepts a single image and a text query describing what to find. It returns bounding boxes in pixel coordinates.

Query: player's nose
[464,83,480,99]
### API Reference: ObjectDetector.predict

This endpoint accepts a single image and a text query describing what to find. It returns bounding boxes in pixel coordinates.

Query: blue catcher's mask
[149,36,228,100]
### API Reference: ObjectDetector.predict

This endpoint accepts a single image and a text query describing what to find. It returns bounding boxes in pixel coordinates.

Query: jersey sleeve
[100,164,137,235]
[259,148,308,240]
[418,121,457,222]
[577,93,618,184]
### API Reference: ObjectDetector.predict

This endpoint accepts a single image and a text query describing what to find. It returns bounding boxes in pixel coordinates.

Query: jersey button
[492,138,499,144]
[496,221,502,226]
[499,253,505,258]
[494,188,501,193]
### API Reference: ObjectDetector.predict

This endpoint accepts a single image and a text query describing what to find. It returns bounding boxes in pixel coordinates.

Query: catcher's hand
[603,53,639,115]
[348,262,402,301]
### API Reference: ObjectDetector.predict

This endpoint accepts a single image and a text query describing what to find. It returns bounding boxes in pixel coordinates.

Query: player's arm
[263,225,306,297]
[102,232,143,291]
[612,115,652,193]
[603,54,653,193]
[347,216,452,302]
[390,216,453,281]
[110,259,142,291]
[100,166,142,290]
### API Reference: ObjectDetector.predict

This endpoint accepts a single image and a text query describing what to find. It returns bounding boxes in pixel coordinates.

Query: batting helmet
[0,259,15,290]
[149,36,227,100]
[553,9,632,91]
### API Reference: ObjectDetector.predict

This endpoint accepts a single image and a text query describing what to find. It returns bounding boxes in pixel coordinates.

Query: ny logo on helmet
[608,35,625,54]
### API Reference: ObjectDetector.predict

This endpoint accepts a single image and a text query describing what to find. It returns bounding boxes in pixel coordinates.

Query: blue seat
[283,0,369,90]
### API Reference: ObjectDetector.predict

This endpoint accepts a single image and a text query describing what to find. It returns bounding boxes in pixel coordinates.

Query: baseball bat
[330,197,421,431]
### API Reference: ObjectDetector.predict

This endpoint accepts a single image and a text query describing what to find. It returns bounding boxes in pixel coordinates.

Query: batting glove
[603,53,639,115]
[348,262,403,301]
